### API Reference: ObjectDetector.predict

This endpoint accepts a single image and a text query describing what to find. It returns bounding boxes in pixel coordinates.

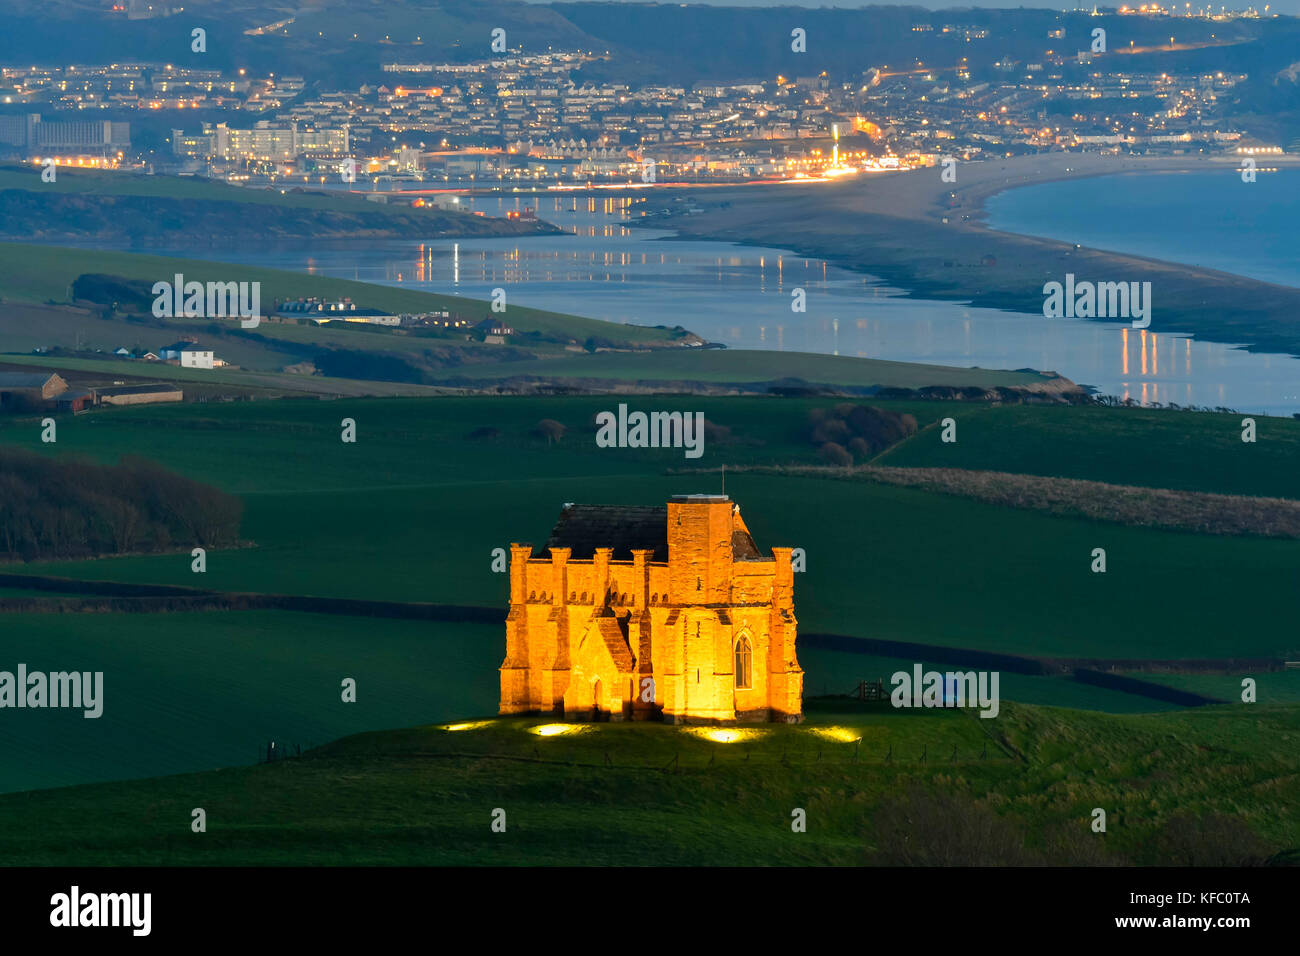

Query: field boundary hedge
[1072,668,1226,706]
[801,632,1046,675]
[803,632,1266,707]
[0,572,214,597]
[0,589,501,621]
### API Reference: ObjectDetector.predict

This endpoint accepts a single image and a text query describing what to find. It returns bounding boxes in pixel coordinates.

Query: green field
[879,404,1300,499]
[1121,670,1300,705]
[0,611,499,794]
[2,394,1298,836]
[0,349,452,396]
[0,701,1294,865]
[799,647,1183,714]
[5,397,1297,662]
[0,612,1192,796]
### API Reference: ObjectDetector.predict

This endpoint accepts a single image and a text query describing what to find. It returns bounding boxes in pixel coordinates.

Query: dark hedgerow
[0,448,242,562]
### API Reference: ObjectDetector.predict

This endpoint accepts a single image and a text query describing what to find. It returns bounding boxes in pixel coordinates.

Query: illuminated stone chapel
[499,495,803,724]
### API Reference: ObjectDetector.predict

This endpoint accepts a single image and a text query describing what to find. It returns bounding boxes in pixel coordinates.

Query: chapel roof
[540,504,668,561]
[537,502,765,562]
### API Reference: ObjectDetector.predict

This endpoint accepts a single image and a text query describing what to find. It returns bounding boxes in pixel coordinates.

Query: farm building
[181,350,214,369]
[0,371,68,408]
[499,495,803,724]
[93,384,184,406]
[55,390,95,413]
[158,342,216,369]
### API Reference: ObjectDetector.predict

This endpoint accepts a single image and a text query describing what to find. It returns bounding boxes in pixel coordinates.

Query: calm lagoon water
[986,169,1300,290]
[86,189,1300,415]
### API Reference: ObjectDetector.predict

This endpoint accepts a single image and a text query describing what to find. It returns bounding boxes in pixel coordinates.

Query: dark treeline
[808,403,919,465]
[0,448,241,561]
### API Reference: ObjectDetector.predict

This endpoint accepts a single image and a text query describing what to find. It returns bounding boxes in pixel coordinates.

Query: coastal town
[0,6,1286,188]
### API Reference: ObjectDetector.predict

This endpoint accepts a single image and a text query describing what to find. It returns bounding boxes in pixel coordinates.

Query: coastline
[643,154,1300,359]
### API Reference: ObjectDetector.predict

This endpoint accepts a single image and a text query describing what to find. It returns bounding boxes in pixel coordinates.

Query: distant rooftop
[0,372,59,388]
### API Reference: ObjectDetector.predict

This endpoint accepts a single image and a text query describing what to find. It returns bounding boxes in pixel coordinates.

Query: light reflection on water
[79,193,1300,415]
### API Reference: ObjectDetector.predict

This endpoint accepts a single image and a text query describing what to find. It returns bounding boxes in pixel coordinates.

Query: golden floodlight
[530,723,586,737]
[808,726,860,743]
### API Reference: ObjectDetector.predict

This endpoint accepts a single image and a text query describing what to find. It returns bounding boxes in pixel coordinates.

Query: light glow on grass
[686,727,766,743]
[809,726,861,743]
[443,720,492,732]
[530,723,587,737]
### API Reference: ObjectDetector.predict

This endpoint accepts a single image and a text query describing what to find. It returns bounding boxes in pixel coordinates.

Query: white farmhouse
[181,349,214,369]
[159,341,216,370]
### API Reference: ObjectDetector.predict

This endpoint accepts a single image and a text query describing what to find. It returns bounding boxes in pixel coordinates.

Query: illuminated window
[735,636,752,689]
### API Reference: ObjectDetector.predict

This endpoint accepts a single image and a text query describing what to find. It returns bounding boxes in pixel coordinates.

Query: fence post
[920,744,927,763]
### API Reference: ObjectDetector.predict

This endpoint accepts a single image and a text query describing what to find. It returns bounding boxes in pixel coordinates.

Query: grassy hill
[1,701,1295,865]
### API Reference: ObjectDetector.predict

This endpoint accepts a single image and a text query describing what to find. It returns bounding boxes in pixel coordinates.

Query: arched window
[734,636,752,690]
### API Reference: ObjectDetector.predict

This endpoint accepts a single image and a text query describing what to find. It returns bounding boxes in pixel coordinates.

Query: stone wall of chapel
[500,504,800,723]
